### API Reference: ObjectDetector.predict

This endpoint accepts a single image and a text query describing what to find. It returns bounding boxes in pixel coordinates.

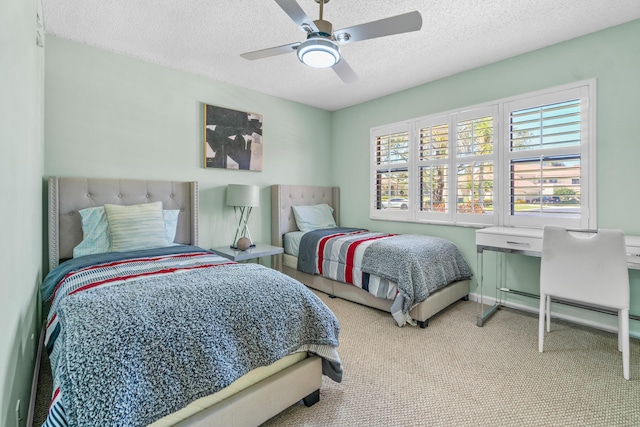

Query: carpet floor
[34,290,640,426]
[262,292,639,426]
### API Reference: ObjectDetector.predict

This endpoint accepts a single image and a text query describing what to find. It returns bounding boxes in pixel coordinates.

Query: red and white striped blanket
[41,245,342,427]
[298,228,399,300]
[42,247,234,427]
[44,250,232,357]
[297,228,473,326]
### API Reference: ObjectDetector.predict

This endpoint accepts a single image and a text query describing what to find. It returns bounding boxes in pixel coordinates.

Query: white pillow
[104,202,171,252]
[292,204,337,232]
[73,206,180,258]
[162,209,180,243]
[73,206,111,258]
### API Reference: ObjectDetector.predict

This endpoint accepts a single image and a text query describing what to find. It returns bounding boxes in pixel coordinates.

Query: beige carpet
[263,291,640,427]
[34,291,640,427]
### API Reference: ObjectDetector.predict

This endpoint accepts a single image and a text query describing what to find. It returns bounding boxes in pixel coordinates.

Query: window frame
[500,84,595,229]
[369,79,597,229]
[414,114,452,224]
[370,122,413,222]
[450,106,498,226]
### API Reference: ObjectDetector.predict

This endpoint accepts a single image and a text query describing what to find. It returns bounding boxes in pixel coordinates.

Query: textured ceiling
[42,0,640,111]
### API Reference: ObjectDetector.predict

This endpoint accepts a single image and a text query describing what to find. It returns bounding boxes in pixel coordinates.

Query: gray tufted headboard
[270,184,340,253]
[48,177,199,270]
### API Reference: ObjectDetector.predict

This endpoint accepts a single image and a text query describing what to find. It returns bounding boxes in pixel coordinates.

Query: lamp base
[230,243,256,250]
[231,236,255,251]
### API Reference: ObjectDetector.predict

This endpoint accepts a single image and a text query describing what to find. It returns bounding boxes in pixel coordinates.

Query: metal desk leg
[476,248,500,326]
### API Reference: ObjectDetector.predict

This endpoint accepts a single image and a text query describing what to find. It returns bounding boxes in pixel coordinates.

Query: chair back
[540,226,629,310]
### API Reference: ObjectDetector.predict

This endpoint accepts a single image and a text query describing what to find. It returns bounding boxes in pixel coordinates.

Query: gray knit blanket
[53,262,341,427]
[361,234,472,325]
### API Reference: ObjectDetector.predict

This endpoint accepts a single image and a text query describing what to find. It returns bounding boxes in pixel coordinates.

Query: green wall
[331,19,640,335]
[0,0,45,425]
[45,36,333,253]
[33,20,640,424]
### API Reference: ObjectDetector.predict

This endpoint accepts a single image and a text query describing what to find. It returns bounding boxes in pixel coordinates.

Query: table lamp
[226,184,259,249]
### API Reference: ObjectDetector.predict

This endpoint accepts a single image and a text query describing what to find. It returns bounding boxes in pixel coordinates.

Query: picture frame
[203,104,263,171]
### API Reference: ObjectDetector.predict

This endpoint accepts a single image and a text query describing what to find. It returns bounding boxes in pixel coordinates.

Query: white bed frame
[37,176,323,427]
[271,184,470,328]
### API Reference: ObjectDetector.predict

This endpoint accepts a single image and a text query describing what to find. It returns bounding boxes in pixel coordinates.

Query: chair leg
[546,295,551,332]
[539,292,546,352]
[620,309,630,380]
[618,312,623,352]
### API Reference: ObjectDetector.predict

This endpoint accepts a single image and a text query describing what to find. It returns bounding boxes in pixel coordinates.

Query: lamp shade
[226,184,259,207]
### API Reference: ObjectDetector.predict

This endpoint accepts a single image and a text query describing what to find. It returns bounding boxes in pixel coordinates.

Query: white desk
[476,227,640,326]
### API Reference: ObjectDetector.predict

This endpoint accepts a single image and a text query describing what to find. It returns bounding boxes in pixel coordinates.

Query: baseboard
[469,292,640,340]
[27,327,45,427]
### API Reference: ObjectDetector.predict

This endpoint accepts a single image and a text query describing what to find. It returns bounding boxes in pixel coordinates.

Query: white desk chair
[539,226,630,380]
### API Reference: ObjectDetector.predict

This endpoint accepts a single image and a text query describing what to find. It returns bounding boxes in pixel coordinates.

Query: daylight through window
[370,80,596,229]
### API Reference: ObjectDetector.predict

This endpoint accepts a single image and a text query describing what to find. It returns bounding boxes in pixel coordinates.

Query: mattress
[284,231,306,257]
[283,252,300,269]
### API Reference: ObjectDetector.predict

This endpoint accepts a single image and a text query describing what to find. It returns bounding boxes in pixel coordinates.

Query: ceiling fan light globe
[297,38,341,68]
[300,50,339,68]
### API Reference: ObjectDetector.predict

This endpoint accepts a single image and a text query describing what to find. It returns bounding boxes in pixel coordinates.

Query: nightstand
[210,243,284,270]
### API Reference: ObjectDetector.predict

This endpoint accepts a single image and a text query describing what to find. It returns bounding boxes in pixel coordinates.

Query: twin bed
[40,177,473,427]
[42,177,341,427]
[271,185,472,328]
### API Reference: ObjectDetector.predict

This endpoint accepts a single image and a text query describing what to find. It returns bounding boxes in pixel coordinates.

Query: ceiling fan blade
[241,42,301,60]
[333,59,358,84]
[274,0,319,33]
[335,11,422,45]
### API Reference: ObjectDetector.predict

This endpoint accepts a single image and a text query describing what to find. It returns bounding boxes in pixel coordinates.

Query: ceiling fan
[240,0,423,83]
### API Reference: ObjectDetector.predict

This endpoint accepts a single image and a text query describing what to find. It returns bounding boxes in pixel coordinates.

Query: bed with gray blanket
[38,177,342,427]
[272,185,472,328]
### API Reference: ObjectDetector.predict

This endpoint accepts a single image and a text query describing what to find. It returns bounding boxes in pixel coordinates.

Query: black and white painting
[204,104,263,171]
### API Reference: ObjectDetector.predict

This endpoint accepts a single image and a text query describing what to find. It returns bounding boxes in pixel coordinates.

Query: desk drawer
[626,243,640,267]
[477,233,543,253]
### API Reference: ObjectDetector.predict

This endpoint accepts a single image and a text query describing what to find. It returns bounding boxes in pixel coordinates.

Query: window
[503,85,593,229]
[370,80,596,229]
[416,116,450,222]
[453,108,496,226]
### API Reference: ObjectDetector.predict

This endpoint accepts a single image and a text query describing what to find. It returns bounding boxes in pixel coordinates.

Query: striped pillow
[73,207,181,258]
[104,202,171,252]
